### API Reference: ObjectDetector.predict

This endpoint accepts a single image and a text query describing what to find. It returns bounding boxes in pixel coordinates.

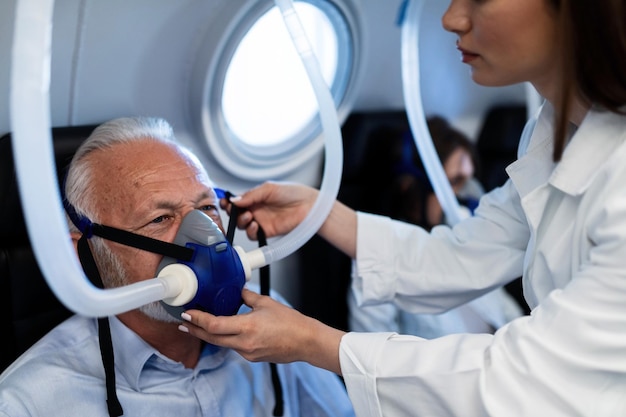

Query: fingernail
[178,325,189,333]
[181,312,192,321]
[230,195,242,202]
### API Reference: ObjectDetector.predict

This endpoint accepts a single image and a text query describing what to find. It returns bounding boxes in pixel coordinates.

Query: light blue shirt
[0,311,354,417]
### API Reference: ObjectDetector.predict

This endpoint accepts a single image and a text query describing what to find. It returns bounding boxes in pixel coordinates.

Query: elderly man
[0,117,354,417]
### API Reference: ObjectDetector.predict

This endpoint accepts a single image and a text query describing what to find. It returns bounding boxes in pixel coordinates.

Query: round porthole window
[191,0,362,180]
[223,2,338,148]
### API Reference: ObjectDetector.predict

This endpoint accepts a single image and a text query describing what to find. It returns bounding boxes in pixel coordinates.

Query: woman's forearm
[300,316,346,374]
[318,200,357,259]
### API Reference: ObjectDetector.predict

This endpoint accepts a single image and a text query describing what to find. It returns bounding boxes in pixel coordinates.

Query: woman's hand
[179,288,345,374]
[220,181,358,258]
[220,182,318,241]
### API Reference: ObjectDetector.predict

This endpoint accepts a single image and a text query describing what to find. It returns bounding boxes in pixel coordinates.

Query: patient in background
[348,116,523,338]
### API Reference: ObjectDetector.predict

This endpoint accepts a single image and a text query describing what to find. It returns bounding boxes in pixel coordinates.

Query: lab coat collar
[549,108,626,196]
[507,104,626,199]
[505,103,556,200]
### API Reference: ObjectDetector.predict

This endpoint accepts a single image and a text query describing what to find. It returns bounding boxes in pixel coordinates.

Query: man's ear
[70,232,82,254]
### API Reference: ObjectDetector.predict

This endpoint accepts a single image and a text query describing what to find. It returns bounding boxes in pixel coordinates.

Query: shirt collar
[108,316,229,391]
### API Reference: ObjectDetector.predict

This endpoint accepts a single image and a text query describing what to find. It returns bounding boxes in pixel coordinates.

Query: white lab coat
[347,177,524,339]
[340,103,626,417]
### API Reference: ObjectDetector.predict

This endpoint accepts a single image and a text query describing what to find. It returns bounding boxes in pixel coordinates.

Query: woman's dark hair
[551,0,626,160]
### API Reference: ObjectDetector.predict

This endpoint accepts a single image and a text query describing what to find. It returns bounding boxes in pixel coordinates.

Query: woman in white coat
[179,0,626,415]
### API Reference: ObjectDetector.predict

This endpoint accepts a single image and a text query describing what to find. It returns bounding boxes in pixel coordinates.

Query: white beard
[92,238,181,324]
[139,301,181,323]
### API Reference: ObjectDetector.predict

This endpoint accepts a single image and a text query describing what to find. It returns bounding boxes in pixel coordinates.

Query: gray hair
[64,117,177,226]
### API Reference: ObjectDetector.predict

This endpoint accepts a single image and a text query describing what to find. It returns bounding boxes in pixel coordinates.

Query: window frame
[189,0,363,180]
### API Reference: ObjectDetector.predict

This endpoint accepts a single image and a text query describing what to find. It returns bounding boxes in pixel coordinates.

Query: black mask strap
[66,177,188,416]
[223,190,239,245]
[91,224,194,261]
[63,179,194,262]
[222,190,283,416]
[77,235,124,417]
[257,227,284,416]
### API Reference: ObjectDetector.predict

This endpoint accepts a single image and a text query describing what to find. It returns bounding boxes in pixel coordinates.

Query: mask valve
[158,264,198,307]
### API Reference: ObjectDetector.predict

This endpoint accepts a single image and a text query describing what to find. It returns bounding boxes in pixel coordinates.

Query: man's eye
[151,215,169,224]
[199,205,218,213]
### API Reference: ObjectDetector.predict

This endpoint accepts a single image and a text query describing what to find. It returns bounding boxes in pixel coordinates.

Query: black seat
[299,111,411,331]
[475,105,528,192]
[0,125,98,372]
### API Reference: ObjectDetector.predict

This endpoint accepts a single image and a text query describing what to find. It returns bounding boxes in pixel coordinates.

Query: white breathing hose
[10,0,341,316]
[401,0,464,226]
[10,0,176,317]
[243,0,342,268]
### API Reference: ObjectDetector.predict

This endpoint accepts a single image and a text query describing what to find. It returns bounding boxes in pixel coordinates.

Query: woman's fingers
[179,289,271,359]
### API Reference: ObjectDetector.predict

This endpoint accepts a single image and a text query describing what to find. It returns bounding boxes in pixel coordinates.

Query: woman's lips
[457,46,479,63]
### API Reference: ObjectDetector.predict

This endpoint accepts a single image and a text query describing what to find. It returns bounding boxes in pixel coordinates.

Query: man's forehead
[106,138,177,158]
[89,139,215,201]
[93,139,206,174]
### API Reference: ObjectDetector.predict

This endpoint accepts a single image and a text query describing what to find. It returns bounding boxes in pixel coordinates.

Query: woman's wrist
[300,315,346,375]
[318,200,357,258]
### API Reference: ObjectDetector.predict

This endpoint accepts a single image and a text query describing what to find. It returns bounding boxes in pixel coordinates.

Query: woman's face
[442,0,560,96]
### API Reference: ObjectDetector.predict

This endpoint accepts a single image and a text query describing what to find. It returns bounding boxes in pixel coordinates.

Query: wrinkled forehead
[177,145,214,186]
[87,139,215,201]
[93,139,210,179]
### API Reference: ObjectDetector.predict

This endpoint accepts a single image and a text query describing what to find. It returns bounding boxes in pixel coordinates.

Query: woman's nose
[442,0,471,35]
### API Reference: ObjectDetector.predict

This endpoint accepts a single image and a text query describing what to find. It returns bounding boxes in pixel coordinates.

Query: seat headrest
[0,124,99,372]
[0,125,98,244]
